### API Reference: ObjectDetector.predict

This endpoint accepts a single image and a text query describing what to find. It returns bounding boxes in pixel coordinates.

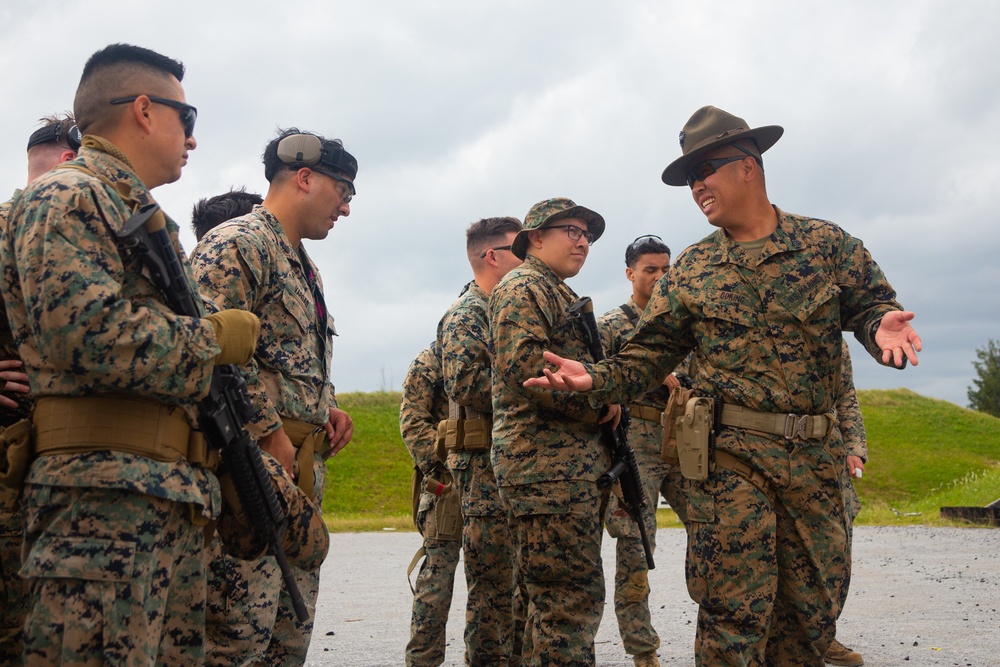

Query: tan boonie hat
[661,106,784,186]
[511,197,606,260]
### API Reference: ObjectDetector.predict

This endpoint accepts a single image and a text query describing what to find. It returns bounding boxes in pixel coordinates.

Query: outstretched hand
[522,350,594,392]
[875,311,922,367]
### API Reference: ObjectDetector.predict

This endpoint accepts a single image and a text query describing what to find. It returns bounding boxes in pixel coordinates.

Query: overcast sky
[2,0,998,409]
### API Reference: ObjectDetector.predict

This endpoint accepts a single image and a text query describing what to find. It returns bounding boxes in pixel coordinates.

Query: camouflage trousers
[406,504,461,667]
[683,438,849,667]
[835,462,861,625]
[502,480,607,667]
[451,454,519,666]
[606,433,686,657]
[19,484,208,666]
[204,534,281,666]
[0,489,27,664]
[206,450,327,666]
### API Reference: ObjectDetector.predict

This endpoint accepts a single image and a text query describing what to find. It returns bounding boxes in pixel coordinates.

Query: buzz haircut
[74,43,185,134]
[466,216,522,256]
[191,187,263,241]
[625,236,671,268]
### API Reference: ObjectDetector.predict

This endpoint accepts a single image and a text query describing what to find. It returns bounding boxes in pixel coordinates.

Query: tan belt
[719,404,834,441]
[628,404,663,424]
[281,417,327,500]
[33,395,218,469]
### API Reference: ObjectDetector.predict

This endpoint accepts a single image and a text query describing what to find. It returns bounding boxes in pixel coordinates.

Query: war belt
[718,404,834,441]
[628,404,663,424]
[33,395,218,469]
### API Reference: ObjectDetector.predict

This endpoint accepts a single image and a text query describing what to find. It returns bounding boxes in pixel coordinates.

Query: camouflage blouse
[489,255,609,487]
[0,142,220,509]
[400,344,448,477]
[191,205,336,439]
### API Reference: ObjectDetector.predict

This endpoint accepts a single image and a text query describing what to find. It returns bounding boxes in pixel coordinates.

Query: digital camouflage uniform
[0,191,32,662]
[0,138,222,666]
[400,345,461,667]
[597,297,688,660]
[583,208,903,666]
[489,254,611,667]
[191,204,337,666]
[437,281,519,665]
[834,342,866,624]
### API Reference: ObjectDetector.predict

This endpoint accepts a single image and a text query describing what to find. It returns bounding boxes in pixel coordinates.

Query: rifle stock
[568,297,655,569]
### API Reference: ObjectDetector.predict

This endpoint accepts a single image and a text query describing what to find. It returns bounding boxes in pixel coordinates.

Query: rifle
[118,203,309,622]
[568,297,655,569]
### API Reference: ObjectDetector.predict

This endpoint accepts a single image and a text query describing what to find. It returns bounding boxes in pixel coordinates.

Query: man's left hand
[324,407,354,456]
[875,311,922,367]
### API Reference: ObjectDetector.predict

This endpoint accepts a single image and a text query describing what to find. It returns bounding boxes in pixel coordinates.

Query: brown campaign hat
[661,106,783,186]
[511,197,606,260]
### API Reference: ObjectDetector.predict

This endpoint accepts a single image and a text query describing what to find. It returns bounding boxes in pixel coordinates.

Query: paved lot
[306,526,999,666]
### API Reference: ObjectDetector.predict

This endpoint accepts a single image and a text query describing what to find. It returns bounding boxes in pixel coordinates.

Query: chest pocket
[778,279,841,326]
[281,285,313,335]
[698,293,759,373]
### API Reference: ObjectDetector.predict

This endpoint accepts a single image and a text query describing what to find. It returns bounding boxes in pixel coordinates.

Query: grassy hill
[323,388,1000,531]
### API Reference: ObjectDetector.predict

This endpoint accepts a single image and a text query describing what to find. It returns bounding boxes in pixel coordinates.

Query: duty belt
[281,417,328,500]
[32,395,218,469]
[719,404,834,441]
[628,404,663,424]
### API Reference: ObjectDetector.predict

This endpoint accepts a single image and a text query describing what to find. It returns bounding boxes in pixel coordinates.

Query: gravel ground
[305,526,999,666]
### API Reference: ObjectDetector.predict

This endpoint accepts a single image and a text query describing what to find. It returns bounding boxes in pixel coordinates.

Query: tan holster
[0,419,33,491]
[281,417,328,499]
[407,472,461,593]
[32,395,219,469]
[660,386,695,465]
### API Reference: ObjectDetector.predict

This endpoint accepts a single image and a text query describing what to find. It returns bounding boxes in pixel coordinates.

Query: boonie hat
[511,197,606,260]
[661,106,783,186]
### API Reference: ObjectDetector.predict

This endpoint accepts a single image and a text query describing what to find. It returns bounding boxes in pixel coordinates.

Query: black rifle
[568,297,655,569]
[119,203,309,622]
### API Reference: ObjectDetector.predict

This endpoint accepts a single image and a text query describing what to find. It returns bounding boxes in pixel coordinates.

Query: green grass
[323,388,1000,531]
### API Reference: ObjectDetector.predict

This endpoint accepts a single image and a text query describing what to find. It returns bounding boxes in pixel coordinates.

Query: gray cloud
[2,0,997,408]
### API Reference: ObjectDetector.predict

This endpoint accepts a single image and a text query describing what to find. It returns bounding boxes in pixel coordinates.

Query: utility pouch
[675,397,715,481]
[423,478,461,541]
[0,420,33,492]
[462,418,491,451]
[661,386,695,464]
[442,418,463,451]
[434,420,448,464]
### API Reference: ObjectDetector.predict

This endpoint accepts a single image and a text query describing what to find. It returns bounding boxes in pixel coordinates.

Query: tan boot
[633,650,660,667]
[825,638,864,666]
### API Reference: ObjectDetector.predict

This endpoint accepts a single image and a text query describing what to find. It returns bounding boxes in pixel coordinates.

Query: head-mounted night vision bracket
[277,134,358,183]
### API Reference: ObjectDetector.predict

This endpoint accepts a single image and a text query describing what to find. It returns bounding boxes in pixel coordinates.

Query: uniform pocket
[20,535,136,582]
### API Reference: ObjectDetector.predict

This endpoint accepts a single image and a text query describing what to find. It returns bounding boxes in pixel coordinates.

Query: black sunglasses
[480,244,512,259]
[110,95,198,138]
[685,155,747,188]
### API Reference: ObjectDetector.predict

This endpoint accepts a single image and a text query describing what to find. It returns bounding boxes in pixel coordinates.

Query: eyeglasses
[544,224,595,244]
[479,245,512,259]
[685,155,747,188]
[314,168,355,203]
[109,95,198,138]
